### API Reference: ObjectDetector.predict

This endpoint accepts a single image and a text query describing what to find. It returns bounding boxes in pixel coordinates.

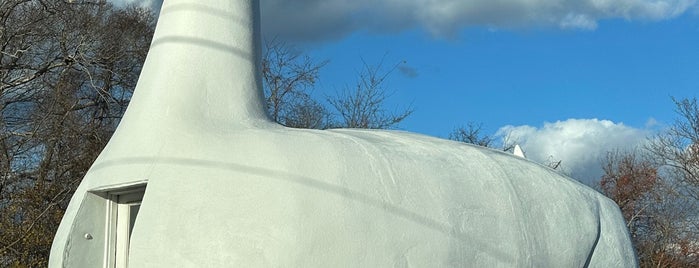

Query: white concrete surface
[49,0,637,267]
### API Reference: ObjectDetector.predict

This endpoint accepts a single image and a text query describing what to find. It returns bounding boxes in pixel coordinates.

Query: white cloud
[108,0,161,10]
[260,0,698,42]
[560,13,599,30]
[106,0,697,42]
[496,119,650,186]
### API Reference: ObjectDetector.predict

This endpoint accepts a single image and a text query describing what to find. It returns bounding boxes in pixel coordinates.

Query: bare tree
[600,151,659,236]
[262,45,413,130]
[647,97,699,201]
[600,149,699,267]
[597,97,699,267]
[328,59,413,129]
[261,40,331,129]
[449,122,494,147]
[0,1,155,266]
[281,97,334,129]
[641,97,699,267]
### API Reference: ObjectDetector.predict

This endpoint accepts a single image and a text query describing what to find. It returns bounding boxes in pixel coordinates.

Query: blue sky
[307,14,699,137]
[115,0,699,184]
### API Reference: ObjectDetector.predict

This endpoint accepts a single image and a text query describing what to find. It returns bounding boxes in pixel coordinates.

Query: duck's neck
[128,0,269,127]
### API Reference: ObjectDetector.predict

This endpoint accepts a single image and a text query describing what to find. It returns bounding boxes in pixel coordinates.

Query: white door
[112,191,143,268]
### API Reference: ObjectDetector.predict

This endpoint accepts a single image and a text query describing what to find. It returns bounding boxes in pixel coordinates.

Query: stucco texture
[49,0,637,267]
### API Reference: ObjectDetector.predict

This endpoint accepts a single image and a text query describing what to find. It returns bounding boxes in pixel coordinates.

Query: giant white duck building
[50,0,637,267]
